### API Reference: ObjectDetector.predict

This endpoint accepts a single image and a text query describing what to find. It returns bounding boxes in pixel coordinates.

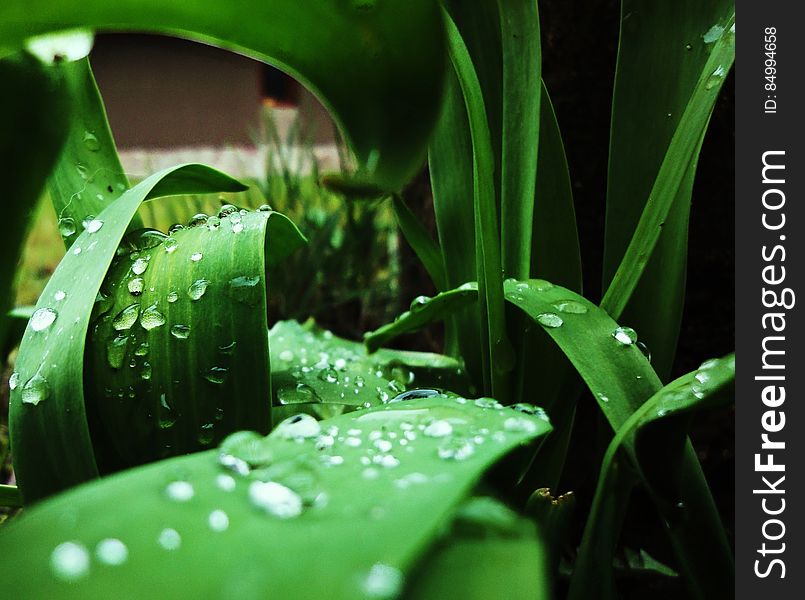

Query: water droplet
[257,203,273,212]
[72,246,82,255]
[553,299,588,314]
[423,419,453,438]
[167,291,179,303]
[59,217,75,237]
[228,275,261,305]
[596,392,610,404]
[219,341,237,355]
[50,541,90,581]
[274,413,321,440]
[132,256,149,275]
[685,43,693,51]
[208,509,229,532]
[703,24,725,44]
[536,312,563,328]
[362,563,403,599]
[232,222,244,233]
[438,437,475,461]
[204,367,228,384]
[83,131,100,151]
[30,307,57,331]
[503,416,538,434]
[189,213,208,227]
[107,335,128,369]
[8,371,19,391]
[216,474,236,492]
[95,538,128,566]
[637,341,652,362]
[279,350,294,362]
[141,361,152,380]
[318,367,339,383]
[705,65,726,90]
[249,481,303,519]
[612,326,638,345]
[164,237,178,253]
[474,398,503,410]
[409,295,431,311]
[54,290,67,301]
[127,278,144,296]
[219,204,239,217]
[84,218,103,233]
[141,305,166,330]
[187,279,210,301]
[190,252,203,262]
[170,324,191,339]
[135,341,150,356]
[113,304,140,330]
[22,373,50,405]
[165,480,194,502]
[158,528,181,551]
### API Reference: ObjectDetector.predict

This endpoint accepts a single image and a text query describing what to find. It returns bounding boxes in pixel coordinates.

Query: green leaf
[0,0,448,192]
[391,194,446,292]
[0,54,69,351]
[48,58,136,249]
[364,284,478,355]
[9,164,247,503]
[0,485,22,509]
[84,208,304,472]
[0,396,551,598]
[444,9,511,400]
[498,0,541,281]
[601,5,734,378]
[270,320,472,421]
[570,354,734,600]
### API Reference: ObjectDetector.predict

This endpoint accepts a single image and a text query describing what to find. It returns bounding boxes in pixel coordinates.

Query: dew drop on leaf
[187,279,210,301]
[164,237,178,254]
[362,563,404,599]
[171,324,191,339]
[157,528,181,551]
[8,371,19,391]
[113,304,139,331]
[50,541,90,581]
[82,131,100,151]
[106,335,129,369]
[140,305,166,330]
[30,307,57,331]
[54,290,67,301]
[423,419,453,438]
[164,480,194,502]
[249,481,303,519]
[188,213,208,228]
[553,299,588,314]
[208,509,229,532]
[190,252,203,262]
[131,256,149,275]
[166,291,179,303]
[21,373,50,405]
[57,217,76,237]
[204,367,228,384]
[84,218,103,233]
[218,204,239,217]
[535,312,563,328]
[95,538,128,566]
[127,278,144,296]
[274,414,321,440]
[612,326,638,345]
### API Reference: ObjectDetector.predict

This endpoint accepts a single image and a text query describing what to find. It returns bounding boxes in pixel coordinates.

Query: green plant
[0,1,734,599]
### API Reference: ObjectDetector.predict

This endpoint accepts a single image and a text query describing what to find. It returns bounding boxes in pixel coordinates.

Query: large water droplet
[54,290,67,302]
[389,388,440,403]
[423,419,453,438]
[188,213,208,227]
[107,335,128,369]
[22,373,50,405]
[171,324,191,339]
[141,305,166,330]
[8,371,20,391]
[164,237,179,254]
[318,367,339,384]
[409,295,431,312]
[95,538,128,566]
[703,24,725,43]
[219,431,273,470]
[612,326,638,345]
[167,291,179,303]
[438,437,475,461]
[58,217,76,237]
[113,304,140,331]
[84,218,103,233]
[50,541,90,581]
[208,509,230,532]
[536,313,563,328]
[705,65,726,90]
[30,307,57,331]
[187,279,210,300]
[277,383,317,405]
[249,481,303,519]
[274,414,321,440]
[132,256,150,275]
[190,252,203,262]
[219,204,239,218]
[128,278,144,296]
[553,299,588,314]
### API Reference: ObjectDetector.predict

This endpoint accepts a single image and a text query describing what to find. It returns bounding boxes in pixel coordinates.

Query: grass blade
[0,54,69,350]
[10,164,247,503]
[391,194,447,291]
[443,9,511,401]
[0,396,551,597]
[570,354,734,599]
[0,485,22,508]
[498,0,541,280]
[0,0,447,191]
[601,6,734,378]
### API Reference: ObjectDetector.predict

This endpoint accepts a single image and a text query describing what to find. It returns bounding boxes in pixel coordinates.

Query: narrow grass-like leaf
[84,208,304,472]
[0,54,69,350]
[270,320,472,421]
[498,0,541,280]
[9,164,247,503]
[365,284,478,354]
[570,354,734,600]
[444,10,511,400]
[0,0,447,192]
[391,194,446,291]
[601,8,735,376]
[0,485,22,508]
[48,58,136,249]
[0,396,551,598]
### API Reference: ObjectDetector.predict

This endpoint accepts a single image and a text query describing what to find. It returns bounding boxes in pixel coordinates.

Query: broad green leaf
[364,284,478,354]
[0,396,551,598]
[444,9,511,401]
[570,354,734,600]
[84,208,304,472]
[409,497,549,599]
[0,54,69,351]
[270,320,472,421]
[48,58,137,249]
[10,164,247,503]
[391,194,446,292]
[601,5,734,378]
[0,0,447,192]
[498,0,541,281]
